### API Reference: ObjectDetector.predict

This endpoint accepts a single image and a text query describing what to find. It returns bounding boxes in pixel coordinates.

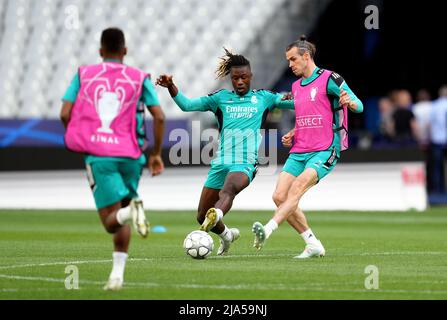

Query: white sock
[264,219,278,239]
[300,228,319,246]
[110,252,128,279]
[218,226,233,242]
[215,208,224,222]
[116,207,131,225]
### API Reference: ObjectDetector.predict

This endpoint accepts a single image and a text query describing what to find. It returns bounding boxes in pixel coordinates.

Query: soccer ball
[183,230,214,259]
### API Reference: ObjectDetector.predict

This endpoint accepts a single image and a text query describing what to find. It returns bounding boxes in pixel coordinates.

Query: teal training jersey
[173,89,294,165]
[62,59,160,164]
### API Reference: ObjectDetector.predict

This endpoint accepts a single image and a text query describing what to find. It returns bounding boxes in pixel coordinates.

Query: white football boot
[294,240,326,259]
[217,228,240,256]
[103,277,123,291]
[130,199,149,238]
[252,222,266,250]
[200,208,219,232]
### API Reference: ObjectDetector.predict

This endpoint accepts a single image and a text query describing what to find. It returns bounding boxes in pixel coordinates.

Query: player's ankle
[110,251,128,279]
[218,226,232,242]
[215,208,224,221]
[300,228,320,246]
[264,219,278,239]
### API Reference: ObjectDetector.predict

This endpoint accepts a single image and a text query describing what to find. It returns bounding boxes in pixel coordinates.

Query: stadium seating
[0,0,328,119]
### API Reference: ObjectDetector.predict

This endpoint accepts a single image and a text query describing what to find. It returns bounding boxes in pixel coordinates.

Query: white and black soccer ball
[183,230,214,259]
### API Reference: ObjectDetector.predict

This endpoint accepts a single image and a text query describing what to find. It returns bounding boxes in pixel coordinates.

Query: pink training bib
[290,69,348,153]
[65,62,147,158]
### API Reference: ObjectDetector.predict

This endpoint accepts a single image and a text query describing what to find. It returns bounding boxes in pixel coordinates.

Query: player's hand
[281,130,294,148]
[281,92,293,101]
[339,89,352,106]
[148,153,164,177]
[156,75,174,88]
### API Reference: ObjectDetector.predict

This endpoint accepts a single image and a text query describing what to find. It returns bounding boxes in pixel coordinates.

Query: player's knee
[219,188,235,200]
[98,216,116,234]
[103,223,117,234]
[272,192,286,206]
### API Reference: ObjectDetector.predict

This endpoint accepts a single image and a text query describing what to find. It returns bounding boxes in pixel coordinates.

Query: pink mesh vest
[65,62,147,158]
[290,69,348,153]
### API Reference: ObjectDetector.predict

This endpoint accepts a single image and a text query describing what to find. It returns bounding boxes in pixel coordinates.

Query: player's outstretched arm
[276,92,295,110]
[281,92,294,101]
[156,74,215,112]
[156,74,178,97]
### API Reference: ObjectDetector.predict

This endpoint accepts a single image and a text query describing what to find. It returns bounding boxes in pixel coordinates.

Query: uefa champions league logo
[94,87,125,134]
[310,87,318,102]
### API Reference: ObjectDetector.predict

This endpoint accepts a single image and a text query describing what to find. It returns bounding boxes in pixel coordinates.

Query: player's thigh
[228,163,256,186]
[204,164,229,190]
[304,148,339,182]
[118,160,144,200]
[87,161,129,209]
[287,168,319,200]
[222,170,250,194]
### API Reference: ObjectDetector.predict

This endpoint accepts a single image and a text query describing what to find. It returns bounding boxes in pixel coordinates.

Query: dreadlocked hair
[215,48,250,79]
[286,35,316,59]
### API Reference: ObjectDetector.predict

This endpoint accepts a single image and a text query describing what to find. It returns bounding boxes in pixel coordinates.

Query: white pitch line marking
[1,273,447,295]
[0,251,445,270]
[0,258,158,270]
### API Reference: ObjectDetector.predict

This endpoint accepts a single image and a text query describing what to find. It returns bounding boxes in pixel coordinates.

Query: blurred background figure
[413,89,433,191]
[429,85,447,194]
[413,89,432,148]
[377,96,395,144]
[390,89,419,146]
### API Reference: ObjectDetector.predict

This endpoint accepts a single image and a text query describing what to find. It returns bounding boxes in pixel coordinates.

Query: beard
[295,61,309,78]
[294,69,304,77]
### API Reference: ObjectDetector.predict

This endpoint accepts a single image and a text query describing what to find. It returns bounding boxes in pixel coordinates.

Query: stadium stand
[0,0,329,119]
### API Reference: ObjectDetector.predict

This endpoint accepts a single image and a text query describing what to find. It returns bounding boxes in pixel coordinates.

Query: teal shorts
[204,163,258,190]
[86,159,144,209]
[282,147,339,181]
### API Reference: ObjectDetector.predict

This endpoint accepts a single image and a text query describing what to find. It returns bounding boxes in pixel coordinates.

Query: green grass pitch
[0,208,446,299]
